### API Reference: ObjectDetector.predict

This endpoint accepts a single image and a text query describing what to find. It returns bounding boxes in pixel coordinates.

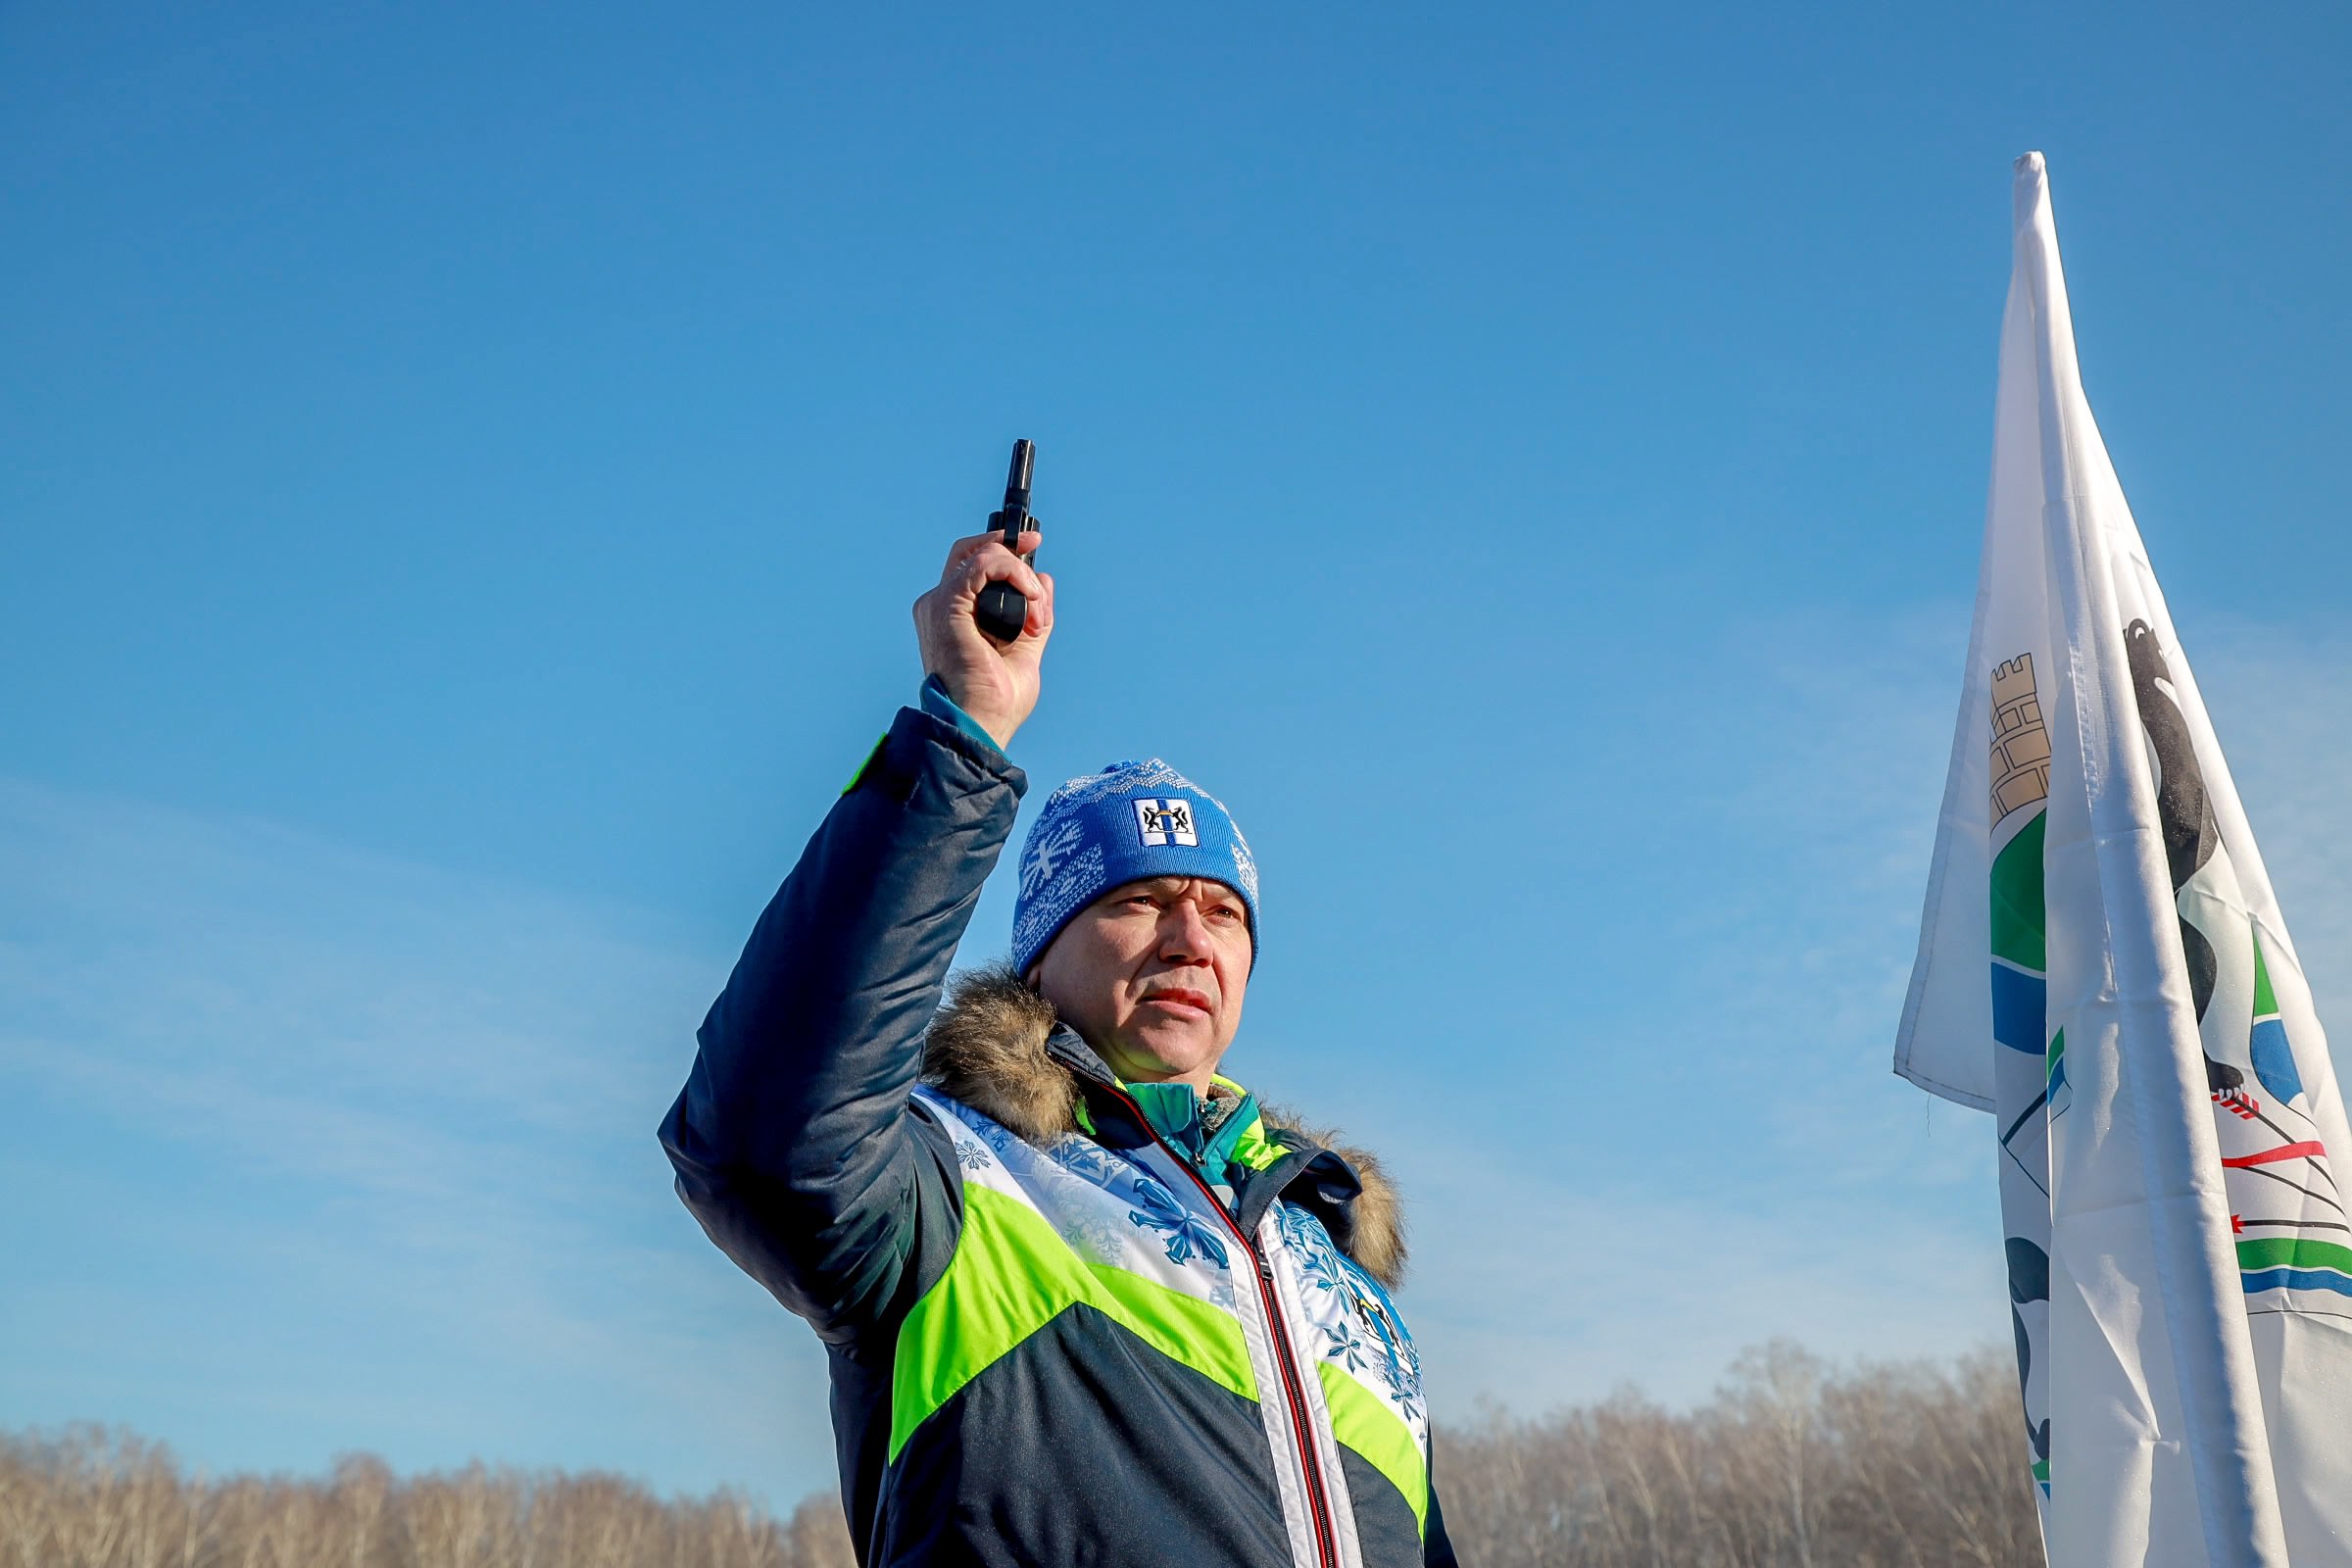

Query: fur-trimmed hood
[924,965,1408,1290]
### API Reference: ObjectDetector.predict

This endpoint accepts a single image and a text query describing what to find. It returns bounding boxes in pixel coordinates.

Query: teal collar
[1126,1080,1259,1200]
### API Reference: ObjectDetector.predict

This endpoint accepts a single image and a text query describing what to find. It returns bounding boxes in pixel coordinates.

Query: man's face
[1031,875,1252,1091]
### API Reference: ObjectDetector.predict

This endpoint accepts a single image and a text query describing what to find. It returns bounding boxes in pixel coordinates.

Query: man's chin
[1111,1023,1224,1083]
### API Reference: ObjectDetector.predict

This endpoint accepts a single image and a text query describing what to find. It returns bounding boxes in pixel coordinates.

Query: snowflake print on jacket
[1348,1275,1426,1422]
[1126,1177,1230,1269]
[1276,1201,1346,1295]
[1323,1314,1373,1373]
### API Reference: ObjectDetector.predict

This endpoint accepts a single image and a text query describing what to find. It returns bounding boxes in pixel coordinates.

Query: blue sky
[5,0,2350,1509]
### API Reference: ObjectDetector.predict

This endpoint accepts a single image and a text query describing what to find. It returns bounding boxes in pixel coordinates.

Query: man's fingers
[1026,570,1056,638]
[960,541,1047,606]
[939,529,1042,581]
[937,532,1000,578]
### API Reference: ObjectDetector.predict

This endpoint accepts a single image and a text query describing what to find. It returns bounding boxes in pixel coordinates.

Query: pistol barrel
[1002,439,1035,516]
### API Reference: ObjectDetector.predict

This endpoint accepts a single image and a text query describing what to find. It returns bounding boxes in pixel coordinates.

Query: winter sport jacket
[660,706,1458,1567]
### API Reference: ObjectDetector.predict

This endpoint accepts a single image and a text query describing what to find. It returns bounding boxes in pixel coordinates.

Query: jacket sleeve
[1423,1480,1458,1567]
[659,706,1026,1342]
[1422,1430,1459,1567]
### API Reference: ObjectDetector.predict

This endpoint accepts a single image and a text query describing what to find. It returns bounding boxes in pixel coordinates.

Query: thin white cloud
[0,778,838,1504]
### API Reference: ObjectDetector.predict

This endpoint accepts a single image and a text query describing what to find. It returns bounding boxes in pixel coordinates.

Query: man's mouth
[1141,988,1213,1018]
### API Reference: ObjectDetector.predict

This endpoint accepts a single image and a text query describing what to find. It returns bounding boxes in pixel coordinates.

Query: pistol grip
[974,582,1026,644]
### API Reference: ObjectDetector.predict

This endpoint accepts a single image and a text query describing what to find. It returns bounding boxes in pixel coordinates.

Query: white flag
[1895,153,2352,1566]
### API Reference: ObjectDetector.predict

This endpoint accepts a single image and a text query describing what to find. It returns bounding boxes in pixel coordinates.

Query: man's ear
[1022,962,1043,992]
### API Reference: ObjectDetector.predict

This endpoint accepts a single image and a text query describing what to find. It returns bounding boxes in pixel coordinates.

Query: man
[661,521,1456,1566]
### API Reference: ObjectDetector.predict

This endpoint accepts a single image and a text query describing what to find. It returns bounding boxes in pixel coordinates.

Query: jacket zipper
[1103,1083,1340,1568]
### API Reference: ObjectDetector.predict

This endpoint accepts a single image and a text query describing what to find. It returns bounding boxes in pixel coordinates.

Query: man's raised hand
[912,529,1054,750]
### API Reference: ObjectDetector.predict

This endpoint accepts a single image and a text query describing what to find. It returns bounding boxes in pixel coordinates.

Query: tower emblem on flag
[1134,799,1197,847]
[1989,654,2050,822]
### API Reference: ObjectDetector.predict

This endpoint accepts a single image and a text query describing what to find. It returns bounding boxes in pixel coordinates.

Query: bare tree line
[0,1432,854,1568]
[1442,1342,2041,1568]
[4,1342,2039,1567]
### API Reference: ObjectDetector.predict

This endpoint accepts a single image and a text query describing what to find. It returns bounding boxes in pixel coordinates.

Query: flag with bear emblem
[1895,154,2352,1567]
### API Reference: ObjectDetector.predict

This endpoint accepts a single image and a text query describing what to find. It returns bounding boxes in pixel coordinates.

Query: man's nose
[1155,903,1214,961]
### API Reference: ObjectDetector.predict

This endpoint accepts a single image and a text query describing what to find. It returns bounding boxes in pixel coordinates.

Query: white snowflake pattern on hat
[1011,844,1105,963]
[1229,830,1258,901]
[1019,819,1088,897]
[1048,759,1192,807]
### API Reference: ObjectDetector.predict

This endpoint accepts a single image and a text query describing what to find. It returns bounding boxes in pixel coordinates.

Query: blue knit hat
[1010,759,1259,977]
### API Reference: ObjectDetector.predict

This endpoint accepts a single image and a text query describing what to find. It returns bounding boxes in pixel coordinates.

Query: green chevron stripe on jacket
[890,1183,1256,1459]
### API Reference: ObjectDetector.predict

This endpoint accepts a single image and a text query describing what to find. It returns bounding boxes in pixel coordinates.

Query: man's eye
[1209,906,1244,923]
